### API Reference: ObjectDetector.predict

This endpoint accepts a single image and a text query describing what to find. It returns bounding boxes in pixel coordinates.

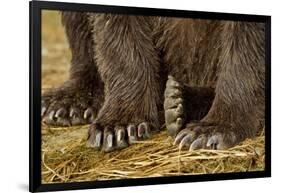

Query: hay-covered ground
[41,11,265,184]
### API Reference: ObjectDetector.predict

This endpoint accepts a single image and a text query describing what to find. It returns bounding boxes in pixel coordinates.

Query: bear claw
[174,125,236,150]
[87,122,152,152]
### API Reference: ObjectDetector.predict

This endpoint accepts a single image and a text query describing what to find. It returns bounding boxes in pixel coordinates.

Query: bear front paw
[174,122,239,150]
[87,122,152,152]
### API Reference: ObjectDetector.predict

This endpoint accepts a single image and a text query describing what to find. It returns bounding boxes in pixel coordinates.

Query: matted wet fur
[41,12,265,152]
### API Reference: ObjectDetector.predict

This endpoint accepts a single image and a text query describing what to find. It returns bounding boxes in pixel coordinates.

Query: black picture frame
[29,0,271,192]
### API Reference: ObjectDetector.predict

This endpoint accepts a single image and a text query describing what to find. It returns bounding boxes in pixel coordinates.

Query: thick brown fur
[89,14,163,129]
[42,12,265,151]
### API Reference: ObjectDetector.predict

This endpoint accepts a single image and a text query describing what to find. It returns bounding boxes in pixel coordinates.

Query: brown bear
[42,11,265,152]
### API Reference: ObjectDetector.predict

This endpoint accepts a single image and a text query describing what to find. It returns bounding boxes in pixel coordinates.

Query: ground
[41,11,265,184]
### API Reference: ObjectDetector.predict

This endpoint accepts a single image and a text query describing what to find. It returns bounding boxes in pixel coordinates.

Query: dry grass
[41,11,265,184]
[42,125,264,183]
